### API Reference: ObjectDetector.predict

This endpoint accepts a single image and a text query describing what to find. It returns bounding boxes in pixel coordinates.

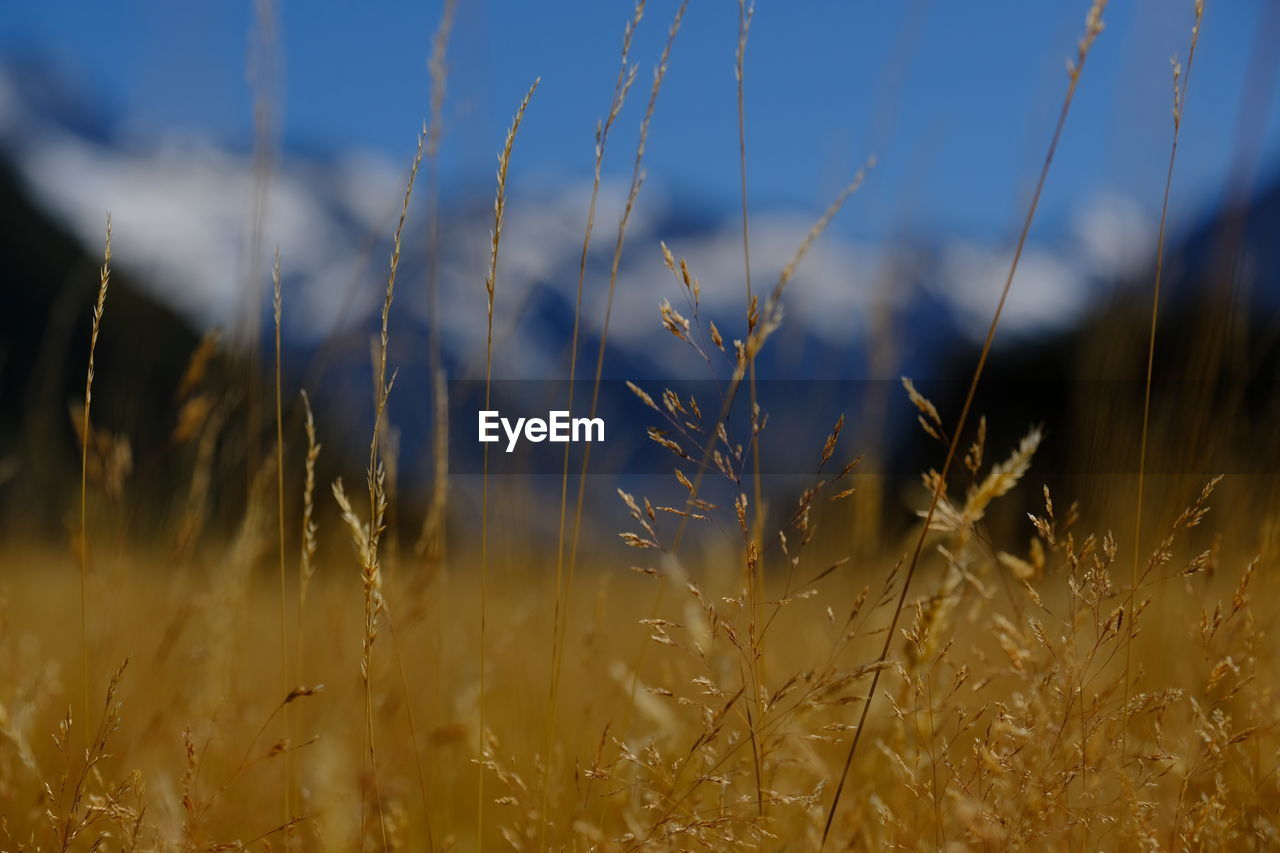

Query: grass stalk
[605,158,873,837]
[479,80,539,849]
[243,0,277,498]
[542,4,643,848]
[562,7,689,831]
[1123,0,1204,771]
[418,0,457,567]
[270,249,293,835]
[734,0,767,817]
[295,389,320,681]
[79,213,111,745]
[352,125,427,852]
[821,1,1109,843]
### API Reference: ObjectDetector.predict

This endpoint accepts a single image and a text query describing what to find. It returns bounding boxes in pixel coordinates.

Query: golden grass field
[6,0,1280,849]
[6,475,1277,851]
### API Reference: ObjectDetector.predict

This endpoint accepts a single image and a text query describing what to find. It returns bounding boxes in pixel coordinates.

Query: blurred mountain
[1,57,1274,536]
[912,172,1280,529]
[0,57,1161,357]
[0,156,201,532]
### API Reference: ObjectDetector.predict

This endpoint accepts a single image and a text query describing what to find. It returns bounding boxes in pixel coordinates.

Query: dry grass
[1124,0,1205,767]
[826,2,1108,839]
[415,0,457,569]
[76,213,111,748]
[5,0,1278,851]
[480,78,539,851]
[3,463,1275,850]
[544,4,642,846]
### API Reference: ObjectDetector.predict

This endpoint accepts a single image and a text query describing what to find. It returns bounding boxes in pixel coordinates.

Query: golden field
[3,465,1277,850]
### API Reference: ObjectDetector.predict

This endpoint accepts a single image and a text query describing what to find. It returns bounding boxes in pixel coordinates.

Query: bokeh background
[2,0,1278,535]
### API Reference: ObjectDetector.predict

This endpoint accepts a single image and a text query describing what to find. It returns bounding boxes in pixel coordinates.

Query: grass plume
[78,213,111,744]
[479,78,539,850]
[823,0,1109,842]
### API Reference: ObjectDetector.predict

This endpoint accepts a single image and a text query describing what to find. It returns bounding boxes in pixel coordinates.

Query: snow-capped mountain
[3,57,1278,536]
[0,59,1159,387]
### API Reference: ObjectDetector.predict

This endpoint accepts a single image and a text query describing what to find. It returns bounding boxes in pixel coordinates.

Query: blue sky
[2,0,1278,243]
